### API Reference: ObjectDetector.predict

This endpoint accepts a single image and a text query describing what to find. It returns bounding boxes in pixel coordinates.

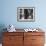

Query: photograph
[17,7,35,22]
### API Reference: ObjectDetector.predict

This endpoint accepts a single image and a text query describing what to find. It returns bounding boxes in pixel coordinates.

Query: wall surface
[0,0,46,29]
[0,0,46,43]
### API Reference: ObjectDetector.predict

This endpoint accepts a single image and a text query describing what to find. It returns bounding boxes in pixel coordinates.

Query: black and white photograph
[17,7,35,22]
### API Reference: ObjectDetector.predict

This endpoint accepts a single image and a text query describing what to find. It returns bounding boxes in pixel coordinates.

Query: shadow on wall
[0,24,7,43]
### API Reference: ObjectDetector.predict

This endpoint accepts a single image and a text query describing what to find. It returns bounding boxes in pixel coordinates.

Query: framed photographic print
[17,7,35,22]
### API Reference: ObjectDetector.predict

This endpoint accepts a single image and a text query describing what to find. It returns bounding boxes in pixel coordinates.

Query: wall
[0,0,46,43]
[0,0,46,29]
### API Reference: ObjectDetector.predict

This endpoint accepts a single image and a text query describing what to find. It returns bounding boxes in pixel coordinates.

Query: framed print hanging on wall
[17,7,35,22]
